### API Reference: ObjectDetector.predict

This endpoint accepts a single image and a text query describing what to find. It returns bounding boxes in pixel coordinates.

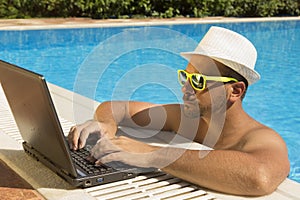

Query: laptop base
[22,142,137,188]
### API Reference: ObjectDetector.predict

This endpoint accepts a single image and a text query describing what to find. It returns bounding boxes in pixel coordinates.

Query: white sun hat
[180,26,260,85]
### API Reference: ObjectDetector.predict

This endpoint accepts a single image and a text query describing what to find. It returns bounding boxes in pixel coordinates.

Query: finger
[68,126,79,150]
[89,140,105,159]
[78,128,90,149]
[96,152,123,165]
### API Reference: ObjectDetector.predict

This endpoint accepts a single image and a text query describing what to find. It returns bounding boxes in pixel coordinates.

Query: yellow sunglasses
[177,70,238,91]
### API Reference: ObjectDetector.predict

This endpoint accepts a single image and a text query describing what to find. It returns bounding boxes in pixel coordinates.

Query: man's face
[181,56,229,118]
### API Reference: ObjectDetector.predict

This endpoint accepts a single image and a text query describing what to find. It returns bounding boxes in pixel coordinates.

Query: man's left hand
[89,136,160,168]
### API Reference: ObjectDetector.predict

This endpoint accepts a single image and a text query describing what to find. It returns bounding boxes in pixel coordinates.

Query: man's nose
[181,79,195,93]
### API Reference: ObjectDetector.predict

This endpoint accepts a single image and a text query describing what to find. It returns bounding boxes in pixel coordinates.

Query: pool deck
[1,17,300,199]
[0,16,300,30]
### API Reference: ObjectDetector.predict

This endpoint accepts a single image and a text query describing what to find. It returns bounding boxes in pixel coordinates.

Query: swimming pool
[0,20,299,183]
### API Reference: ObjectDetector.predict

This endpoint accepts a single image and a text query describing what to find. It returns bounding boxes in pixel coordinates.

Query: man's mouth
[183,92,197,102]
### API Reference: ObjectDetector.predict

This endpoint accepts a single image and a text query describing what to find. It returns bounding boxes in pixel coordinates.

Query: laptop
[0,60,155,188]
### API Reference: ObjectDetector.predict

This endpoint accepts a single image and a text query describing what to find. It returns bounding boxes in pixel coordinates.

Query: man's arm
[157,128,290,196]
[69,100,199,149]
[90,124,289,196]
[94,101,190,133]
[94,101,157,135]
[68,101,161,149]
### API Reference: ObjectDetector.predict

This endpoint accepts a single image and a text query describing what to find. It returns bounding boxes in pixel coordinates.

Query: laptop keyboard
[70,148,116,175]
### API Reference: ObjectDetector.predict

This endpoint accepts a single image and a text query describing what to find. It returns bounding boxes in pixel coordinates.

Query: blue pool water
[0,20,299,183]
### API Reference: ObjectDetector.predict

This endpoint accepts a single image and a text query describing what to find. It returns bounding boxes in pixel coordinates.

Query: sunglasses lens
[191,74,204,89]
[178,71,187,85]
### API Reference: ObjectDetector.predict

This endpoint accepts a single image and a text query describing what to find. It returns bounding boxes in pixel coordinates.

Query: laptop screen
[0,60,77,177]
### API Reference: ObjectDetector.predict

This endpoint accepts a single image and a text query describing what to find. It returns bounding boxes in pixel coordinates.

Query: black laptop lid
[0,60,77,177]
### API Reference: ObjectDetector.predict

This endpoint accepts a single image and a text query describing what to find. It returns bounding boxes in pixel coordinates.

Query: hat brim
[180,52,260,85]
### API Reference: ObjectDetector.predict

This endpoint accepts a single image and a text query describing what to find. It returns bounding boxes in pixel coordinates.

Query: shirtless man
[68,26,290,196]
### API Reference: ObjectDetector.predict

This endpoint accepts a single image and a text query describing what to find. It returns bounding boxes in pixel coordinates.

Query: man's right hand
[67,120,116,150]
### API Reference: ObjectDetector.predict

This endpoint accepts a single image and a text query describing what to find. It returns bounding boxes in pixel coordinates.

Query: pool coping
[0,16,299,30]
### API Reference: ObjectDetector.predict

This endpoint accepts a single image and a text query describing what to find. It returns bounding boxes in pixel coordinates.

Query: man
[68,26,290,196]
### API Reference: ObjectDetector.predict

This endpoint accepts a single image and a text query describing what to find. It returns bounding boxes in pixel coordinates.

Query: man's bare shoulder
[238,123,290,182]
[239,124,288,154]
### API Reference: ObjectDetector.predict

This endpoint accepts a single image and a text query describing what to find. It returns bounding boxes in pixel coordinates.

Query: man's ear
[229,82,246,102]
